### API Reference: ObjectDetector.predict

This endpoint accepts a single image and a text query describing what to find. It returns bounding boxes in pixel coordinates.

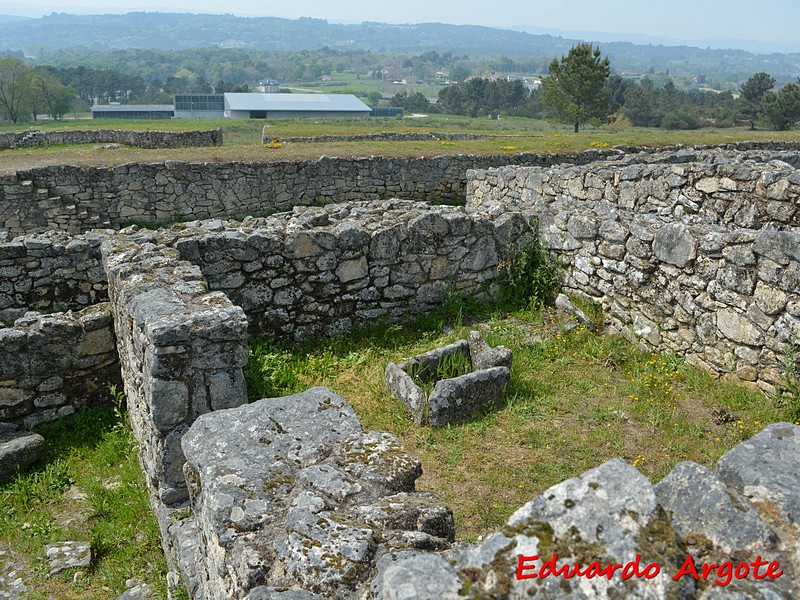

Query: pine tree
[541,44,611,132]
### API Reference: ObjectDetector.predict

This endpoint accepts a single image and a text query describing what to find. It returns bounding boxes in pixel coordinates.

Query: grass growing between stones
[245,306,783,542]
[0,407,167,599]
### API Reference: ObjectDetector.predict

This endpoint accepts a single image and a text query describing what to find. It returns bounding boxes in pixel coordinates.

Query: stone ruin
[384,331,512,426]
[1,142,799,598]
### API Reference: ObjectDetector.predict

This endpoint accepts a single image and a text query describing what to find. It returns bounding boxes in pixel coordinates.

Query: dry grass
[2,116,800,174]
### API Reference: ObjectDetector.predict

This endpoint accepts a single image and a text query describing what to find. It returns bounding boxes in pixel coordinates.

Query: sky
[2,0,799,51]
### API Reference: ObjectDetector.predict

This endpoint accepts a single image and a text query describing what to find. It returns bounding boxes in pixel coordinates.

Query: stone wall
[0,151,617,235]
[4,143,800,237]
[0,230,110,323]
[467,148,800,391]
[269,131,508,144]
[0,303,120,427]
[101,236,249,506]
[0,128,222,150]
[160,200,528,340]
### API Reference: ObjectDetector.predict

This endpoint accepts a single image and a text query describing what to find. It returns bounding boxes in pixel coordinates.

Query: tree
[389,91,432,113]
[541,43,611,132]
[762,82,800,131]
[31,68,73,119]
[0,57,31,123]
[739,72,775,129]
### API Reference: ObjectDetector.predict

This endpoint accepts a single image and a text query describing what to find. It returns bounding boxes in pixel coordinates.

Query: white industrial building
[223,93,372,119]
[93,93,372,120]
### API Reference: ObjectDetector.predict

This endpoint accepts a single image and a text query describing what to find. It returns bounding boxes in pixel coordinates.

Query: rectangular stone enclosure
[385,331,512,426]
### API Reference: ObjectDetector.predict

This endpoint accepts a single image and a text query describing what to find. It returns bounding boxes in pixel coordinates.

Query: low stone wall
[4,143,800,237]
[467,149,800,391]
[0,151,617,235]
[0,128,222,150]
[101,236,249,506]
[0,303,120,427]
[268,131,510,144]
[0,230,110,324]
[159,200,529,340]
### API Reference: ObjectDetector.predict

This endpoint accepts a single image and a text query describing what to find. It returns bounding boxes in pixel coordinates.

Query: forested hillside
[1,12,798,85]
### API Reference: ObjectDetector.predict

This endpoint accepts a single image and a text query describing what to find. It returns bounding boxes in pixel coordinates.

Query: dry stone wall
[101,236,249,506]
[0,151,617,235]
[0,128,222,150]
[158,200,530,340]
[0,230,110,323]
[0,303,119,427]
[467,148,800,391]
[270,131,509,144]
[4,143,799,237]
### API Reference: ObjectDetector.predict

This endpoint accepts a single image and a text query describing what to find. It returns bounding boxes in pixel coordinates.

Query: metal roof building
[91,104,174,119]
[224,93,372,119]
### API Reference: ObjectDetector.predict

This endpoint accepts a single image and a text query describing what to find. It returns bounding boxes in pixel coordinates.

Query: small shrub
[661,112,700,130]
[496,228,561,310]
[777,333,800,423]
[264,138,283,149]
[608,113,632,131]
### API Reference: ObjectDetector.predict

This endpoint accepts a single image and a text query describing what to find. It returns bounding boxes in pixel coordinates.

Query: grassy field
[2,114,800,174]
[243,302,785,540]
[0,405,169,600]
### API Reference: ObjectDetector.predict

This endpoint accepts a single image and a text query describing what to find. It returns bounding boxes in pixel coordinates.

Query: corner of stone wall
[101,235,250,507]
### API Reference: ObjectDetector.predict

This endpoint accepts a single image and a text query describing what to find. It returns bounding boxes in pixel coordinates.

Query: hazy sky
[3,0,799,47]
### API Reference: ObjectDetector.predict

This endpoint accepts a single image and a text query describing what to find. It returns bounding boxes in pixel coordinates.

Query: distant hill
[0,15,31,24]
[0,12,798,84]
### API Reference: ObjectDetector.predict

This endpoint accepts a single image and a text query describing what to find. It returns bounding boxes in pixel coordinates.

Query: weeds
[777,332,800,423]
[407,350,473,396]
[496,227,561,310]
[0,407,167,598]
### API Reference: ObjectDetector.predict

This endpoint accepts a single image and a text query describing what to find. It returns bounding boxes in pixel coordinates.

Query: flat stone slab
[45,541,91,576]
[178,387,454,599]
[0,423,44,481]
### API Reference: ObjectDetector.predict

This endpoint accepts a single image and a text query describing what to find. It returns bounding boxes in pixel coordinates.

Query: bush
[661,111,700,130]
[496,228,561,310]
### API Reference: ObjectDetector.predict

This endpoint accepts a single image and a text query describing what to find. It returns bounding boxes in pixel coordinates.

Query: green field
[2,114,800,175]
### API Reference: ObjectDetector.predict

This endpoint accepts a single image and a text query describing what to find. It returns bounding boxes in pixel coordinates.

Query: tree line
[390,44,800,132]
[1,44,799,131]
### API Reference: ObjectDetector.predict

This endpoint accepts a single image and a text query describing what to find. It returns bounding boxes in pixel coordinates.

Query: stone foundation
[385,332,512,426]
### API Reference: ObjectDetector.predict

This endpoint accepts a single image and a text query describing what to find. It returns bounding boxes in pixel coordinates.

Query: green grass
[4,301,786,593]
[243,303,783,541]
[0,406,168,599]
